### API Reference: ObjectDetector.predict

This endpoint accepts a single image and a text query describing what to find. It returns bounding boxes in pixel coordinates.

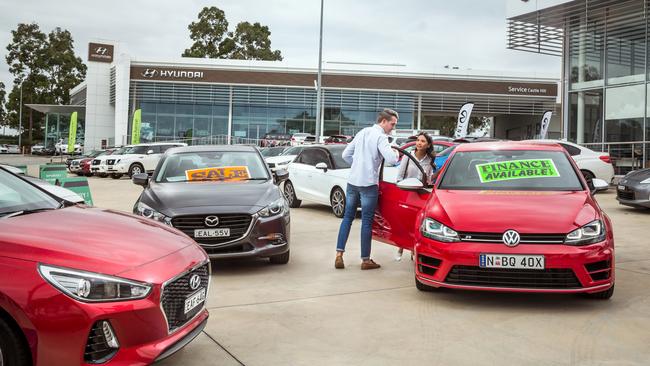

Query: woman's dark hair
[414,132,436,170]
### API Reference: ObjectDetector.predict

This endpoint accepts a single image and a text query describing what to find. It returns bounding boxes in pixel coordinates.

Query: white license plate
[479,254,545,270]
[183,288,206,314]
[618,185,625,191]
[194,228,230,238]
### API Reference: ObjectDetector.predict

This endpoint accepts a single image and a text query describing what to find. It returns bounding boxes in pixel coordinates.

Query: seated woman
[395,132,436,261]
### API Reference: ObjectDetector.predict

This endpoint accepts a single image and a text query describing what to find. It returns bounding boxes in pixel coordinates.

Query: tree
[183,6,282,61]
[0,82,6,125]
[4,23,86,145]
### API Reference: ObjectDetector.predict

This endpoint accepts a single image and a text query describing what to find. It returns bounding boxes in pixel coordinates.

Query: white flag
[453,102,474,139]
[539,110,553,139]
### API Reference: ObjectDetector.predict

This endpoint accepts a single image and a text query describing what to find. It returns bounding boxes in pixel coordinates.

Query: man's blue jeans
[336,183,379,260]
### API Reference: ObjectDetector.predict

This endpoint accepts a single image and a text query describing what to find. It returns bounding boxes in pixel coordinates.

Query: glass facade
[567,0,649,174]
[44,112,86,148]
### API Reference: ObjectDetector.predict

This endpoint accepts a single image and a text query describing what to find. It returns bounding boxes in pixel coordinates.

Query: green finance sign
[476,159,560,183]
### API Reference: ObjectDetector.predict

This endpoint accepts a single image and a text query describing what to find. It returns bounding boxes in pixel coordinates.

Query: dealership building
[508,0,650,174]
[28,40,559,153]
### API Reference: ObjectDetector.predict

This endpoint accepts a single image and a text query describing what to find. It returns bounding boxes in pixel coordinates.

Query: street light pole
[314,0,324,141]
[18,82,23,150]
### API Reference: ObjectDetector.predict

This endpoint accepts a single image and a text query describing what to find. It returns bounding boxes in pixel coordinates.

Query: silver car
[617,168,650,209]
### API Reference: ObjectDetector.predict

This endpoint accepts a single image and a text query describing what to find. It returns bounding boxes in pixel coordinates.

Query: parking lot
[3,155,650,365]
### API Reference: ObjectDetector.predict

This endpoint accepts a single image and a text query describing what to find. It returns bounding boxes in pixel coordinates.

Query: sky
[0,0,561,92]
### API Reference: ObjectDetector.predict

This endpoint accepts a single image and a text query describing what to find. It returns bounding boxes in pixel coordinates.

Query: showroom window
[568,90,603,145]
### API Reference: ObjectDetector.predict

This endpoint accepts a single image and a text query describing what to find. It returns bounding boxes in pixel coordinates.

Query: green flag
[131,109,142,144]
[68,112,78,154]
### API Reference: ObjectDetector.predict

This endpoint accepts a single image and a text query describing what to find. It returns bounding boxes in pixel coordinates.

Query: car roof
[454,141,566,153]
[166,145,259,154]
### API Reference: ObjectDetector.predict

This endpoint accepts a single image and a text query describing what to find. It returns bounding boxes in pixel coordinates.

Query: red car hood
[0,206,197,276]
[428,190,598,234]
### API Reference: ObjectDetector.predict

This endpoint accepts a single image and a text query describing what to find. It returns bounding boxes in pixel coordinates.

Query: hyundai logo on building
[95,47,108,55]
[88,42,113,63]
[137,67,204,80]
[189,274,201,290]
[142,69,158,78]
[502,230,521,247]
[204,215,219,227]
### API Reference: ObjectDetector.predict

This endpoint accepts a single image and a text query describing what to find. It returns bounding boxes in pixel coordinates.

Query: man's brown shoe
[361,259,381,270]
[335,255,344,269]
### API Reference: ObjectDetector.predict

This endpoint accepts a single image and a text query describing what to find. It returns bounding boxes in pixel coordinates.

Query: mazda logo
[204,215,219,227]
[95,47,108,55]
[189,274,201,290]
[502,230,520,247]
[142,69,158,78]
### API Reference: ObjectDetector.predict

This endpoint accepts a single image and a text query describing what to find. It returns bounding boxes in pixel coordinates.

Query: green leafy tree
[0,82,6,125]
[183,6,282,61]
[4,23,86,145]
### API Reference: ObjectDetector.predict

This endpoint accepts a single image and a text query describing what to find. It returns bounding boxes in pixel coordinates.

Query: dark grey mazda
[132,145,291,264]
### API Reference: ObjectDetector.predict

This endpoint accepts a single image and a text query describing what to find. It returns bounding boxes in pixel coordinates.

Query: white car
[265,146,307,172]
[106,142,187,178]
[291,133,315,146]
[0,145,7,154]
[524,139,615,184]
[4,144,20,154]
[54,138,83,155]
[90,146,132,177]
[31,144,44,154]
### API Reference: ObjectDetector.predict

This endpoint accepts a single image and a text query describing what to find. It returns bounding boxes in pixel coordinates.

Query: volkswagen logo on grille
[204,215,219,227]
[502,230,521,247]
[189,274,201,290]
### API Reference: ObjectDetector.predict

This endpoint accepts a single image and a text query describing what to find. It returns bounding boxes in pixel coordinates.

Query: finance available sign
[476,159,560,183]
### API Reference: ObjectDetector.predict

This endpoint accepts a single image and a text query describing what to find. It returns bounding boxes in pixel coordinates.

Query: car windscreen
[156,151,270,183]
[261,147,286,157]
[438,150,583,191]
[0,169,59,216]
[437,145,456,157]
[124,146,150,154]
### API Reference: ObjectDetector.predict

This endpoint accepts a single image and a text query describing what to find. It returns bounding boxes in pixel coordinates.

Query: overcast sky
[0,0,560,92]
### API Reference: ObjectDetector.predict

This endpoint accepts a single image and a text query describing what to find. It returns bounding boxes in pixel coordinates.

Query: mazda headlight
[420,218,459,242]
[39,264,151,302]
[136,201,172,225]
[258,197,288,217]
[565,220,605,245]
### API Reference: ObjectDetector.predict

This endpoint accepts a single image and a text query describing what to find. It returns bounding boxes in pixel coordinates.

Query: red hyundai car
[374,141,614,298]
[0,166,210,365]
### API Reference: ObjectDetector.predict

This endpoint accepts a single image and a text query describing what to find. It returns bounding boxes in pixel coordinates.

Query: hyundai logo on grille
[502,230,521,247]
[204,215,219,227]
[189,274,201,290]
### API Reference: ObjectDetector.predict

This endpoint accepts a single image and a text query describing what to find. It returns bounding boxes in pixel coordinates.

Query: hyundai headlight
[136,201,172,225]
[39,264,151,302]
[420,218,459,242]
[640,178,650,184]
[565,220,606,245]
[258,197,288,217]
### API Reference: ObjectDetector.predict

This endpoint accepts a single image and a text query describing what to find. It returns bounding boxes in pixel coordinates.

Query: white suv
[106,142,187,178]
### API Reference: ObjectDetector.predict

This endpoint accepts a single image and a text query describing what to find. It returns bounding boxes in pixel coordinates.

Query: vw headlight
[420,218,459,242]
[39,264,151,302]
[565,220,605,245]
[136,201,172,225]
[258,197,288,217]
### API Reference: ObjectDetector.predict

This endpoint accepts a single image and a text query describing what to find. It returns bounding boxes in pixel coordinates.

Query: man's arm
[342,134,357,164]
[378,134,398,166]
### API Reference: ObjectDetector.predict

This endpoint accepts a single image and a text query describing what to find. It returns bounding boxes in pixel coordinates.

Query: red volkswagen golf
[374,141,614,298]
[0,167,210,365]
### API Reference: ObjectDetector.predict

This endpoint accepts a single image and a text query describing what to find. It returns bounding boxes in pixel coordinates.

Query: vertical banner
[539,110,553,139]
[131,109,142,145]
[454,102,474,139]
[68,112,78,153]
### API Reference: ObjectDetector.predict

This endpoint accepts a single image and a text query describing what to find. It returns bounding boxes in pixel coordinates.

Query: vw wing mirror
[397,177,424,191]
[132,173,149,187]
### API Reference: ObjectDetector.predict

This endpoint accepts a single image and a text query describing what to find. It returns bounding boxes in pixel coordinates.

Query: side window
[433,144,448,153]
[312,149,332,168]
[159,145,175,153]
[297,149,318,166]
[560,143,581,156]
[145,145,161,154]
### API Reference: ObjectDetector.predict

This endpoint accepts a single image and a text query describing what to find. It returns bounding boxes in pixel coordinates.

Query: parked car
[4,144,20,154]
[374,141,614,298]
[0,166,210,365]
[324,135,353,144]
[132,145,291,263]
[291,133,314,145]
[616,168,650,209]
[54,138,83,155]
[91,146,132,177]
[264,145,307,172]
[69,150,108,176]
[30,144,44,155]
[1,164,85,204]
[107,142,187,179]
[0,145,7,153]
[524,139,615,184]
[284,145,355,217]
[260,133,292,147]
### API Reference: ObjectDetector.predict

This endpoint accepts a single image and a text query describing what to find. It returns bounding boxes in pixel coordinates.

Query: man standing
[335,108,399,270]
